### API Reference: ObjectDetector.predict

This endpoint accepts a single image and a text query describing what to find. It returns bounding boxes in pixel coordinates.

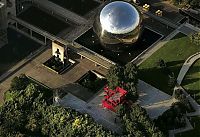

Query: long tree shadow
[138,66,173,95]
[182,78,200,86]
[185,65,200,74]
[166,60,185,67]
[186,89,200,104]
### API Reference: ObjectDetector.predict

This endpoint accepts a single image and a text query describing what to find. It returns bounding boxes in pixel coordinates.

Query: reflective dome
[93,1,143,52]
[100,1,140,34]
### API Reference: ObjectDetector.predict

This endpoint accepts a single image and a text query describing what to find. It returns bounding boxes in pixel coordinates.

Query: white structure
[0,2,8,48]
[52,41,67,64]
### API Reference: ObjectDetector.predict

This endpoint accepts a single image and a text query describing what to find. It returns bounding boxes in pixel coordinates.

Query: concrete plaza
[0,47,108,103]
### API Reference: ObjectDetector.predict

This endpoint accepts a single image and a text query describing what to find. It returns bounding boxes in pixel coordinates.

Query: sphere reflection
[93,1,143,52]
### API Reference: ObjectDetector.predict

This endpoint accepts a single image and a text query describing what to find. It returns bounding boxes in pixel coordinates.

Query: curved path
[177,52,200,85]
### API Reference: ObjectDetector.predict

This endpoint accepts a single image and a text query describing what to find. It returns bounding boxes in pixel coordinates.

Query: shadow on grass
[139,66,173,95]
[188,89,200,104]
[182,78,200,86]
[166,60,185,67]
[187,65,200,74]
[171,33,187,40]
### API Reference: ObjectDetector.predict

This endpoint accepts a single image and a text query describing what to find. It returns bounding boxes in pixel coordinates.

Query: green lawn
[176,116,200,137]
[139,33,200,95]
[182,59,200,104]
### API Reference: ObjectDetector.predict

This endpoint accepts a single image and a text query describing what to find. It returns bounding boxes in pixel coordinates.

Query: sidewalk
[177,52,200,84]
[59,93,123,134]
[137,80,174,119]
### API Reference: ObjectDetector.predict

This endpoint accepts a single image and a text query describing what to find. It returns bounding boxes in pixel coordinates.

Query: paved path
[178,23,200,35]
[137,80,174,119]
[59,93,123,134]
[177,52,200,84]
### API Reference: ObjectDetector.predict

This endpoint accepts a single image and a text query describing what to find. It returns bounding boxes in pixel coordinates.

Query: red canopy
[102,86,127,112]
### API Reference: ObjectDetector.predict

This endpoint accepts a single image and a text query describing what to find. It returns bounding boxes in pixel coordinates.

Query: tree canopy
[120,104,165,137]
[0,75,114,137]
[106,62,139,102]
[171,0,200,8]
[190,32,200,46]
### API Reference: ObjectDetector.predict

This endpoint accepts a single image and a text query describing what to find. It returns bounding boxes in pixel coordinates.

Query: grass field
[176,116,200,137]
[182,59,200,104]
[139,33,200,95]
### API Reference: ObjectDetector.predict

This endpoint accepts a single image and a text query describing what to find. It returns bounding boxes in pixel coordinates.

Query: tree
[106,62,139,102]
[157,59,166,68]
[190,32,200,46]
[0,75,115,137]
[10,74,30,90]
[190,0,200,8]
[106,64,122,89]
[121,104,165,137]
[168,72,176,88]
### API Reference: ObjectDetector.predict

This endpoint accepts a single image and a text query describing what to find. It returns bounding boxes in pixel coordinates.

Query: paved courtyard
[0,47,108,103]
[59,92,123,134]
[137,80,175,119]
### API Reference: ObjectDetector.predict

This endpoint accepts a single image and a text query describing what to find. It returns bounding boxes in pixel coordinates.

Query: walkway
[59,93,123,134]
[177,52,200,84]
[137,80,174,119]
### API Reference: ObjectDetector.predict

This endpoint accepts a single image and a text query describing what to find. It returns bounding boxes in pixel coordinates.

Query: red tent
[102,86,128,112]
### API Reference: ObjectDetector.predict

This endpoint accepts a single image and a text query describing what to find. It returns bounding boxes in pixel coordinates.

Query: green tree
[190,32,200,46]
[0,75,115,137]
[106,62,138,102]
[10,74,30,90]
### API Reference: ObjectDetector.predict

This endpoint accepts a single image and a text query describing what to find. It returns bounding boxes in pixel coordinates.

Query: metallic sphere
[93,1,143,52]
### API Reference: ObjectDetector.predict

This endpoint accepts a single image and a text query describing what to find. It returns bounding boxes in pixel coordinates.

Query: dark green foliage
[106,63,149,136]
[79,71,107,93]
[121,104,165,137]
[154,101,188,135]
[10,74,30,90]
[171,0,200,8]
[1,75,114,137]
[173,89,194,112]
[190,32,200,46]
[106,62,138,102]
[190,0,200,8]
